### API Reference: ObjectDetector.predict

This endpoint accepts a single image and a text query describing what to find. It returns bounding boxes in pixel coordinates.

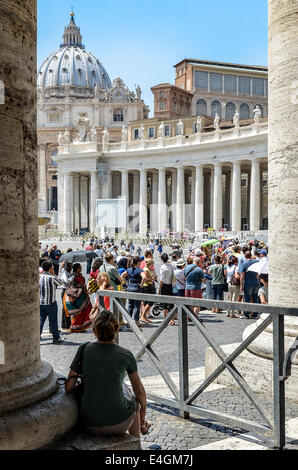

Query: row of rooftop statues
[58,105,262,147]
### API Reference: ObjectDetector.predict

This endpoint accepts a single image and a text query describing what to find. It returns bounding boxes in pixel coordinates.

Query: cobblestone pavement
[40,254,298,450]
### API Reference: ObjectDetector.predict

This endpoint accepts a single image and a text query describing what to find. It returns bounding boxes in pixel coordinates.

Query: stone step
[48,429,141,450]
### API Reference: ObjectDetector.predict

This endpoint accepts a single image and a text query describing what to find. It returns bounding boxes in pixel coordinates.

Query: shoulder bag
[56,342,89,410]
[222,265,229,292]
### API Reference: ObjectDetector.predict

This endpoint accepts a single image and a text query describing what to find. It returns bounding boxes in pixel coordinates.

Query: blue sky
[37,0,268,116]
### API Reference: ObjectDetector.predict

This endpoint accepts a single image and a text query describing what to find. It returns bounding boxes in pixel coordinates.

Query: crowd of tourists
[38,235,268,441]
[38,236,269,341]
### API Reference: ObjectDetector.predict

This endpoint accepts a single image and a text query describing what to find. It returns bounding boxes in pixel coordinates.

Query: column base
[0,385,78,450]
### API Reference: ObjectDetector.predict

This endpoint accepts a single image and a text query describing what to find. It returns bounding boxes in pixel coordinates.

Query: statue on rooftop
[158,121,165,138]
[177,119,184,136]
[196,115,203,133]
[121,125,128,142]
[253,105,261,124]
[214,113,220,131]
[233,110,240,128]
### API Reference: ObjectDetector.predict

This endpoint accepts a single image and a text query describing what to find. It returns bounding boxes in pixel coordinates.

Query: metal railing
[96,289,298,450]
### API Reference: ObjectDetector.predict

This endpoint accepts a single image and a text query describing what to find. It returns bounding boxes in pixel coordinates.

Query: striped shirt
[39,272,63,305]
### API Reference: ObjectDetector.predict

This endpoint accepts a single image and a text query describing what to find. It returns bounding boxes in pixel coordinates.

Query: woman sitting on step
[65,309,151,439]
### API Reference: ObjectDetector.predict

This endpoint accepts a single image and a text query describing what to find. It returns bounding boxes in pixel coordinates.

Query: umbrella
[201,239,219,247]
[247,259,268,275]
[59,250,98,264]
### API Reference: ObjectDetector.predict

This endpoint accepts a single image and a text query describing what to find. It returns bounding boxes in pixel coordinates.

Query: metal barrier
[96,290,298,450]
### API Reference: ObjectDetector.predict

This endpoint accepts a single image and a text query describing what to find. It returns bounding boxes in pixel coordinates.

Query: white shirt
[174,268,185,289]
[226,265,239,283]
[160,262,175,285]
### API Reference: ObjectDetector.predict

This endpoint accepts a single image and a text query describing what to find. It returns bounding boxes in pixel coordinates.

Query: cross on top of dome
[61,11,84,48]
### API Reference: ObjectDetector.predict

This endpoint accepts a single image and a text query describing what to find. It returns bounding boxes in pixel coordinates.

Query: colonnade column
[176,166,185,232]
[150,172,158,232]
[121,169,129,232]
[139,169,148,234]
[63,173,72,232]
[250,159,260,231]
[231,161,242,231]
[39,144,47,211]
[58,167,64,230]
[158,167,167,232]
[0,0,77,450]
[73,174,80,232]
[213,163,222,230]
[90,170,99,233]
[195,165,204,232]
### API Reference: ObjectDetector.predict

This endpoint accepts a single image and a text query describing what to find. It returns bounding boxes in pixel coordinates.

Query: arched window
[225,102,236,120]
[211,100,222,118]
[196,99,207,115]
[240,103,250,120]
[253,104,263,117]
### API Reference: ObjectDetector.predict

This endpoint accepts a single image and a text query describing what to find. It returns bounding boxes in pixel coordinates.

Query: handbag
[222,265,229,292]
[66,282,83,299]
[56,342,89,410]
[230,266,240,286]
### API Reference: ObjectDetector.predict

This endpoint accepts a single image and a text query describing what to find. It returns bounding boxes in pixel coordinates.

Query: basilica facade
[37,12,149,212]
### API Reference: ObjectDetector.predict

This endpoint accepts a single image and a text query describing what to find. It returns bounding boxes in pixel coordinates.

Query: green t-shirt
[100,263,119,290]
[208,264,225,285]
[70,342,138,427]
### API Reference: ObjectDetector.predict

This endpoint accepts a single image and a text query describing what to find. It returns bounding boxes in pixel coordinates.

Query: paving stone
[40,259,298,451]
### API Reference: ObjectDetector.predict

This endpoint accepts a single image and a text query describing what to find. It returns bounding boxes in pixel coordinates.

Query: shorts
[160,283,174,310]
[143,284,156,306]
[85,383,140,436]
[185,289,202,298]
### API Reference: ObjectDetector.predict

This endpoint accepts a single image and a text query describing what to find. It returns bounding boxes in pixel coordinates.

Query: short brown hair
[105,253,114,263]
[93,311,119,342]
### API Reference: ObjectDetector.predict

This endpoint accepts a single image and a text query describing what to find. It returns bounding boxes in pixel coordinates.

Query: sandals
[141,420,152,435]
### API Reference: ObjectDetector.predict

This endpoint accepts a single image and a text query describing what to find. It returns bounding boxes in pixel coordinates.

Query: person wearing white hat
[174,259,186,297]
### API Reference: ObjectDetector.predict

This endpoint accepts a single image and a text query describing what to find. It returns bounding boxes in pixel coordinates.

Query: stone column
[176,166,185,232]
[139,168,148,234]
[171,170,177,232]
[150,172,158,232]
[158,167,167,233]
[231,161,242,231]
[191,170,196,230]
[38,144,47,211]
[250,159,261,231]
[213,163,223,230]
[80,176,89,228]
[0,0,77,450]
[210,169,214,227]
[73,174,80,232]
[63,173,72,232]
[58,167,64,231]
[195,165,204,232]
[241,0,298,400]
[121,169,129,232]
[90,170,99,233]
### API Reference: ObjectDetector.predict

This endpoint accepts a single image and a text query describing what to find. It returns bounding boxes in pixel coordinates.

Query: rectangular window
[238,76,251,95]
[148,127,155,139]
[159,101,165,110]
[48,113,60,122]
[160,91,164,97]
[192,122,198,134]
[134,129,139,140]
[252,78,265,96]
[224,75,237,93]
[173,102,177,112]
[241,179,247,187]
[210,73,223,91]
[113,108,123,122]
[164,125,171,137]
[194,71,208,90]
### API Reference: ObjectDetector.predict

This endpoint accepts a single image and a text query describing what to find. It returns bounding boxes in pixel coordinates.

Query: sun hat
[260,249,267,255]
[176,258,186,267]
